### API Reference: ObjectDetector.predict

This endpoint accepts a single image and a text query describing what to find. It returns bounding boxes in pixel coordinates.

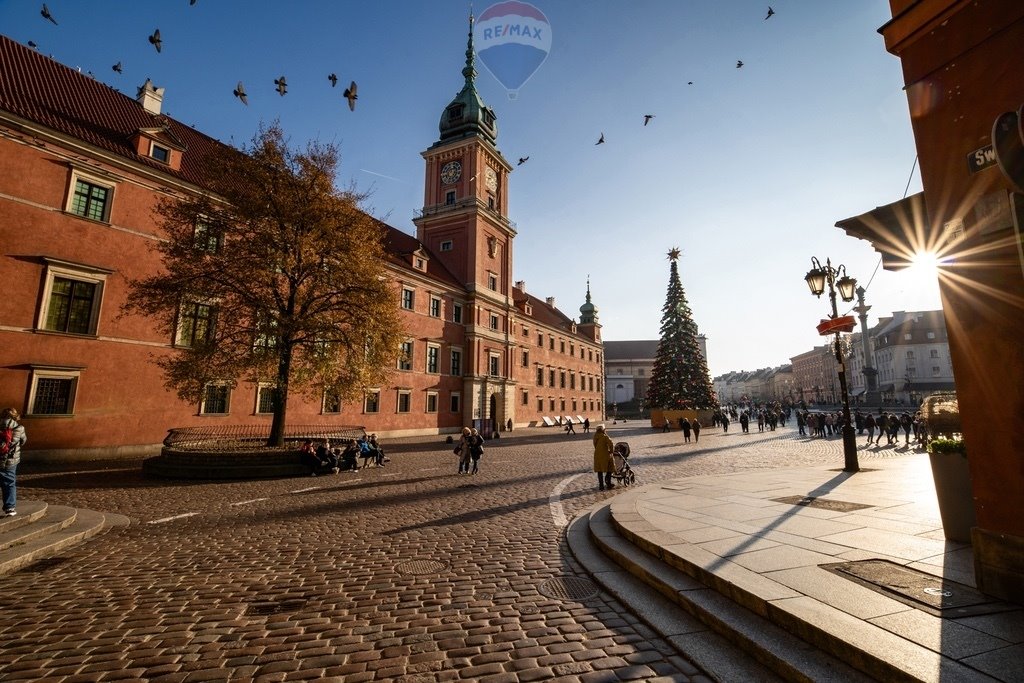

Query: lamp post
[805,256,860,472]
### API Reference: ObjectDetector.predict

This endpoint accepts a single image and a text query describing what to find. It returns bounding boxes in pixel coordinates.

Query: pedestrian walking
[566,419,576,434]
[692,419,701,442]
[469,428,484,474]
[456,427,472,474]
[662,418,671,433]
[583,418,590,433]
[681,417,691,443]
[1,408,26,517]
[865,412,876,445]
[593,424,615,490]
[721,414,730,433]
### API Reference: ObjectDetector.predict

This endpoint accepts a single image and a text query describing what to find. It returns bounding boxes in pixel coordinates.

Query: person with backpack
[1,408,27,516]
[469,428,484,475]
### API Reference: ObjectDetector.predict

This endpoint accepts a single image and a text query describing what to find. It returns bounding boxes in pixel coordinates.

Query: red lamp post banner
[817,315,856,336]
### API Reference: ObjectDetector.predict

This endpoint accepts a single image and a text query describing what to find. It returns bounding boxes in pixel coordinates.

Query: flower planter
[928,448,975,543]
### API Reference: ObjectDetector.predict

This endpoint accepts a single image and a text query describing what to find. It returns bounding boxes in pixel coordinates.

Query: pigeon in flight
[517,157,529,166]
[149,29,162,53]
[343,81,358,111]
[190,0,197,5]
[40,4,57,25]
[596,133,605,145]
[765,6,775,20]
[643,114,655,126]
[27,40,38,49]
[736,60,744,68]
[233,81,248,105]
[112,62,123,74]
[687,81,693,85]
[328,73,338,87]
[274,76,287,96]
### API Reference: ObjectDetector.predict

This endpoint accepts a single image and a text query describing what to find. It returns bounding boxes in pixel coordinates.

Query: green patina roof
[438,14,498,144]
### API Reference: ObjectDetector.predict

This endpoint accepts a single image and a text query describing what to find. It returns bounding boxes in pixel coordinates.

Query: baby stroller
[610,442,636,486]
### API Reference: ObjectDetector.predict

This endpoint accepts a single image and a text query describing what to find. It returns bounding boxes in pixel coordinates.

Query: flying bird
[765,6,775,20]
[149,29,162,53]
[328,73,338,87]
[517,157,529,166]
[595,133,605,145]
[112,62,123,74]
[343,81,358,111]
[190,0,197,5]
[736,60,744,68]
[274,76,287,96]
[643,114,655,126]
[27,40,38,49]
[40,3,57,25]
[687,81,693,85]
[233,81,248,105]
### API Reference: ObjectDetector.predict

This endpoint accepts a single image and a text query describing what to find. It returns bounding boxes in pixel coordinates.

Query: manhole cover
[772,495,874,513]
[822,559,1013,617]
[396,559,448,575]
[538,576,599,602]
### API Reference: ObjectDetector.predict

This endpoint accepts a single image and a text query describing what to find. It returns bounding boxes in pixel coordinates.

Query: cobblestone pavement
[1,424,919,682]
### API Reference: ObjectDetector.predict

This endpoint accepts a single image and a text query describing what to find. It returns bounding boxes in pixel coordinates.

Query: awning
[849,388,866,397]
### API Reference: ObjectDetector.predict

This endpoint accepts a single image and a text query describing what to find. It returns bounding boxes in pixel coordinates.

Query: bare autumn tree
[125,123,403,445]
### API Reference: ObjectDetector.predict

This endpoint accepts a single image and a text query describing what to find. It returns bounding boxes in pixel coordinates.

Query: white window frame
[149,141,171,164]
[322,390,342,415]
[426,391,438,413]
[427,343,440,374]
[28,366,81,417]
[452,302,463,323]
[37,258,111,336]
[489,353,501,377]
[429,295,442,318]
[397,389,412,414]
[256,384,276,414]
[401,287,415,311]
[364,389,380,414]
[488,272,498,290]
[175,299,216,348]
[450,392,461,413]
[200,382,232,415]
[398,340,413,371]
[489,313,499,330]
[66,169,116,223]
[450,347,462,376]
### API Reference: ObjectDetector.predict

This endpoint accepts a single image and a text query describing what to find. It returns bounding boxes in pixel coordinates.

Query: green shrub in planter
[928,438,966,457]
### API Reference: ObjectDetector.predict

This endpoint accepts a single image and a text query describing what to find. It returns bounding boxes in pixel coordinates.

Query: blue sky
[0,1,937,376]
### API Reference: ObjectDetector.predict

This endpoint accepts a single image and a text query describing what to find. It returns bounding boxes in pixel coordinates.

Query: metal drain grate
[772,495,874,513]
[245,598,307,616]
[538,576,599,602]
[395,559,448,575]
[822,559,1013,618]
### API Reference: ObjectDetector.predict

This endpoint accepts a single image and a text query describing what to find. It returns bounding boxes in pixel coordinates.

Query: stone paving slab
[609,453,1024,682]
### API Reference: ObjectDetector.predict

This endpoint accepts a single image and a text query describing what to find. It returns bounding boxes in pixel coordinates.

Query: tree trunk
[268,343,293,447]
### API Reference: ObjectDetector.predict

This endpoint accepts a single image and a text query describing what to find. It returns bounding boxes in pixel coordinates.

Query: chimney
[515,280,525,292]
[136,79,164,115]
[545,296,556,307]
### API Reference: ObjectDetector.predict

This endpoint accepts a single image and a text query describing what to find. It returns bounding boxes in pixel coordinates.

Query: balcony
[414,196,517,232]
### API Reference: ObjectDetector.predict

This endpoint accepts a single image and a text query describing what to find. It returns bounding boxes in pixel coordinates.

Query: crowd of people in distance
[299,433,389,476]
[793,407,929,447]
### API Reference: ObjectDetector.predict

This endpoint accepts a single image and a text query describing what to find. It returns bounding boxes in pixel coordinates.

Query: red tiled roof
[379,222,463,288]
[0,34,225,187]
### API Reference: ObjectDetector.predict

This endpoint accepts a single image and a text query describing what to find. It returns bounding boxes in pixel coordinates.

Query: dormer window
[150,142,171,164]
[440,240,453,252]
[448,104,464,121]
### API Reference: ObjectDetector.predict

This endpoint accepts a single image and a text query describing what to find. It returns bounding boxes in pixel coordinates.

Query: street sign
[967,144,997,174]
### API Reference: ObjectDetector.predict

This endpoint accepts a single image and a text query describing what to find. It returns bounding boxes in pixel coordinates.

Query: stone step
[566,507,787,683]
[0,503,130,576]
[570,503,875,683]
[601,492,997,683]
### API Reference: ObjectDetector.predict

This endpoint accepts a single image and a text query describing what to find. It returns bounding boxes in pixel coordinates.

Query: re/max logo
[482,24,543,40]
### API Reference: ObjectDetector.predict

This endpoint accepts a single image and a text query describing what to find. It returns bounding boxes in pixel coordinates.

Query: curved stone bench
[143,447,308,480]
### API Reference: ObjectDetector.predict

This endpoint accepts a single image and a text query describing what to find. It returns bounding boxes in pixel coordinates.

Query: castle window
[450,349,462,376]
[429,296,441,318]
[453,303,463,323]
[68,173,114,222]
[256,385,276,414]
[150,142,171,163]
[426,392,438,413]
[28,367,80,416]
[176,301,215,348]
[39,261,108,336]
[201,383,231,415]
[445,191,456,206]
[398,341,413,370]
[397,390,411,413]
[401,288,415,310]
[450,392,461,413]
[322,390,341,414]
[448,104,464,121]
[440,240,453,251]
[364,390,380,413]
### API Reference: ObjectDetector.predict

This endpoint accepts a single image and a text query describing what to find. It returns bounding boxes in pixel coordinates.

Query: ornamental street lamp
[805,256,860,472]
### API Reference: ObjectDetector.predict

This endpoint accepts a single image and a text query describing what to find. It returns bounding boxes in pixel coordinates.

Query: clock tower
[413,14,516,433]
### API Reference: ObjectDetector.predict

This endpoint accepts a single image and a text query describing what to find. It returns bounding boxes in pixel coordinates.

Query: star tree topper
[667,247,681,261]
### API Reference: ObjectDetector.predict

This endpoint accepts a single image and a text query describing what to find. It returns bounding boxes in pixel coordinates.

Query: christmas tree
[646,248,717,409]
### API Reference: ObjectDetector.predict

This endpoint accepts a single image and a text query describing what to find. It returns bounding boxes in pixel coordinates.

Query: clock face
[440,161,461,185]
[485,168,498,192]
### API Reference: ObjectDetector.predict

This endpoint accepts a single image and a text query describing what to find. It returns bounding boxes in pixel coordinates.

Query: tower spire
[463,11,477,87]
